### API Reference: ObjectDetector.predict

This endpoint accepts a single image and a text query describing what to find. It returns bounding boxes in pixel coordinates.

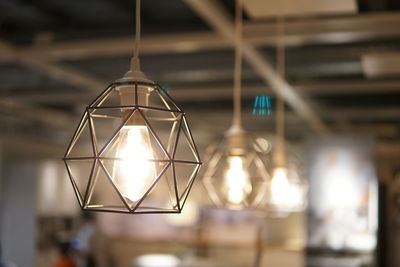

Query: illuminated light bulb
[270,167,305,211]
[270,167,290,206]
[113,124,156,202]
[223,155,252,205]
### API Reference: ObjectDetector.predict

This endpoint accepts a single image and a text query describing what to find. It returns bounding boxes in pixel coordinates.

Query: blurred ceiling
[0,0,400,157]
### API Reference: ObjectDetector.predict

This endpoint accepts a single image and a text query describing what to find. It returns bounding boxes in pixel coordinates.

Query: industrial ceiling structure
[1,0,400,159]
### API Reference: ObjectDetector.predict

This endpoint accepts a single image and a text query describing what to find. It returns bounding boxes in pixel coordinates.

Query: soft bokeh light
[269,166,307,215]
[135,254,180,267]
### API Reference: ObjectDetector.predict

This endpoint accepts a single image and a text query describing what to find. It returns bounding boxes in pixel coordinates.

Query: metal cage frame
[63,81,202,214]
[202,134,270,210]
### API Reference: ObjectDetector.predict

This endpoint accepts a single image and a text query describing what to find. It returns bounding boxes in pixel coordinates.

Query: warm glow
[113,125,156,202]
[135,254,180,267]
[270,167,304,211]
[271,167,290,206]
[223,156,252,205]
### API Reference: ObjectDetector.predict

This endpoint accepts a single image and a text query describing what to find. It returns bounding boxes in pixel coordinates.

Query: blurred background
[0,0,400,266]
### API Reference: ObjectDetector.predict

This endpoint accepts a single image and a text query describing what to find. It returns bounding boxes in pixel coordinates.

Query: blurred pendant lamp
[268,17,307,214]
[202,0,270,210]
[63,0,201,214]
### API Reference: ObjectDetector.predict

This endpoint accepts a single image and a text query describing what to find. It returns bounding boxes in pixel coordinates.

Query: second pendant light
[202,0,271,210]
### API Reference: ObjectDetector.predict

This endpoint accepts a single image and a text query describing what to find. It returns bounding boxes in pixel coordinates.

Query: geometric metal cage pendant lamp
[202,0,270,210]
[202,131,270,210]
[62,0,201,214]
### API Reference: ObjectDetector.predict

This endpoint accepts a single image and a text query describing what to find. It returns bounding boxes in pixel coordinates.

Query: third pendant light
[268,17,308,215]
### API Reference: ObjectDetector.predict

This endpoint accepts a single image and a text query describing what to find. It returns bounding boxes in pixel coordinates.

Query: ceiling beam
[377,141,400,157]
[324,107,400,120]
[0,99,73,130]
[0,13,399,63]
[192,107,400,123]
[0,42,96,128]
[9,78,400,105]
[0,42,77,129]
[245,12,400,46]
[0,42,107,92]
[294,79,400,95]
[183,0,328,133]
[171,78,400,99]
[19,33,230,61]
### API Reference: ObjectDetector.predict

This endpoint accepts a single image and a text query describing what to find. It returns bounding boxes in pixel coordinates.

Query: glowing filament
[223,156,252,205]
[113,125,156,202]
[270,167,304,211]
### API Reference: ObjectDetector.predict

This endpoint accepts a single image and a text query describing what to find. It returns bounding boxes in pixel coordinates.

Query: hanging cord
[231,0,244,129]
[131,0,141,72]
[274,16,286,167]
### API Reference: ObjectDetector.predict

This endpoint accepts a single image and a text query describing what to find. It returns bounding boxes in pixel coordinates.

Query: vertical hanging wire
[274,16,286,166]
[232,0,244,128]
[131,0,141,71]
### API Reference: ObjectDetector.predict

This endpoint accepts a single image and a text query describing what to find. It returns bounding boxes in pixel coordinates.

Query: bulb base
[116,58,156,107]
[118,84,154,107]
[225,127,247,156]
